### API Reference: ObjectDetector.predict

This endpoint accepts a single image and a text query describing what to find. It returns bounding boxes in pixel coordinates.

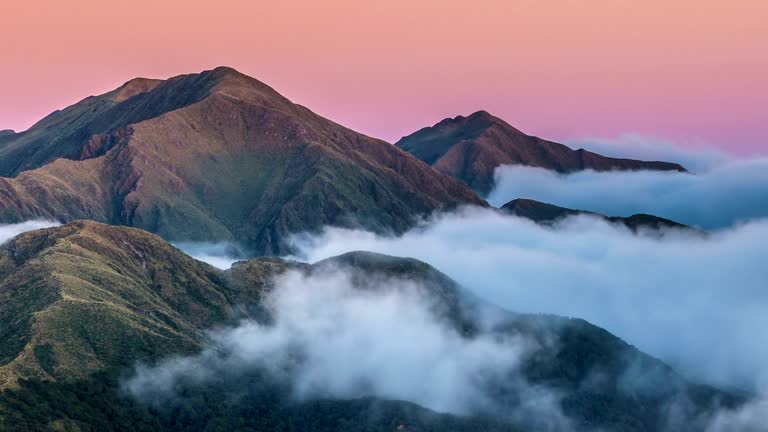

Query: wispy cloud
[174,242,242,269]
[568,135,734,173]
[124,266,573,430]
[0,220,61,245]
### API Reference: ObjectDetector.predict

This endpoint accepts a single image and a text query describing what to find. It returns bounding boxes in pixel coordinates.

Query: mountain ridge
[396,110,687,195]
[0,221,741,431]
[501,198,693,232]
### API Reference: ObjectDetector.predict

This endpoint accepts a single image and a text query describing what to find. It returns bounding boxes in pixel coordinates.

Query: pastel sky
[1,0,765,154]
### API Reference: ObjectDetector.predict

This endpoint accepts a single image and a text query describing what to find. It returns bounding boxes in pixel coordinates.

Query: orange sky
[1,0,766,152]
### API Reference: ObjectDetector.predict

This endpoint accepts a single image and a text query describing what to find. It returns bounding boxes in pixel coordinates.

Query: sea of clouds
[287,209,768,393]
[487,158,768,229]
[2,139,766,430]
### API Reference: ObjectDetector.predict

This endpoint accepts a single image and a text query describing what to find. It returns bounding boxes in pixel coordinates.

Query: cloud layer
[568,135,733,173]
[173,242,242,269]
[289,207,768,392]
[124,267,572,429]
[0,220,60,245]
[487,158,768,229]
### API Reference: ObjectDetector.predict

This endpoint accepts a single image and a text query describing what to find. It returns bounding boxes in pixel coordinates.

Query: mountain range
[0,67,690,254]
[0,67,723,431]
[0,67,482,255]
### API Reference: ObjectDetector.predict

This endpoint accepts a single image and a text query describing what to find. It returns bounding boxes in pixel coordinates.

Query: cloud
[174,242,242,269]
[704,398,768,432]
[567,135,734,173]
[124,266,573,430]
[706,399,768,432]
[0,220,61,245]
[486,158,768,229]
[288,207,768,393]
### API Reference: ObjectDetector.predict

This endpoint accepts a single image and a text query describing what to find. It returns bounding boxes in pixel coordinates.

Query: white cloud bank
[568,135,733,174]
[173,242,242,269]
[288,207,768,393]
[487,158,768,229]
[124,267,572,430]
[0,220,61,244]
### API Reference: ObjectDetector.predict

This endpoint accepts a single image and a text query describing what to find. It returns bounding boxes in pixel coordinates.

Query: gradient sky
[1,0,765,153]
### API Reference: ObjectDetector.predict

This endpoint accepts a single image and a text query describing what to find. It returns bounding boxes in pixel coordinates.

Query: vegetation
[0,222,744,431]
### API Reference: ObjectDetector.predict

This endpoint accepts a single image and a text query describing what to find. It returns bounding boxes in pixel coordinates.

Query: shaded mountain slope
[396,111,687,195]
[501,198,693,232]
[0,222,738,431]
[0,67,484,255]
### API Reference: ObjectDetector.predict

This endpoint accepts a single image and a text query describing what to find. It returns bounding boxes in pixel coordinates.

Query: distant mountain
[396,111,687,195]
[0,222,739,431]
[501,198,693,232]
[0,67,484,254]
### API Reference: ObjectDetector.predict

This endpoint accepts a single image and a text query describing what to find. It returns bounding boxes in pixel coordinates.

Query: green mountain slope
[0,222,740,431]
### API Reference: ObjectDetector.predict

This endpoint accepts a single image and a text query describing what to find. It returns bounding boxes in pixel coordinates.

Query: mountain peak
[465,109,497,122]
[208,65,245,77]
[0,68,484,254]
[111,77,164,102]
[397,113,687,195]
[435,110,506,130]
[202,66,260,87]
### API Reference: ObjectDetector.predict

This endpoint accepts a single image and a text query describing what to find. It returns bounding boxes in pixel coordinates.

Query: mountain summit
[0,67,484,254]
[396,111,687,195]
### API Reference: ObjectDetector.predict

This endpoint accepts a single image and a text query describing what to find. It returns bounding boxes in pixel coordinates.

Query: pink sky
[1,0,766,153]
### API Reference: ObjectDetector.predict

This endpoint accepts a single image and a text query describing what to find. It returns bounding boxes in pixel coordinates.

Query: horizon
[2,0,765,155]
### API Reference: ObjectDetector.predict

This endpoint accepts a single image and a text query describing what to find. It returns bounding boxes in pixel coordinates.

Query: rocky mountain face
[501,198,693,232]
[0,222,739,431]
[0,67,484,255]
[396,111,687,195]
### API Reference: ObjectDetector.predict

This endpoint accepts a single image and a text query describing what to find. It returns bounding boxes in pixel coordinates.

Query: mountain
[0,221,249,388]
[396,111,687,195]
[0,222,740,431]
[501,198,692,232]
[0,67,484,255]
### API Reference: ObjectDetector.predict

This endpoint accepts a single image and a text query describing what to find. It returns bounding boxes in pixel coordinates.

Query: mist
[0,220,61,244]
[487,158,768,229]
[568,135,734,173]
[288,207,768,393]
[174,242,242,269]
[124,266,572,430]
